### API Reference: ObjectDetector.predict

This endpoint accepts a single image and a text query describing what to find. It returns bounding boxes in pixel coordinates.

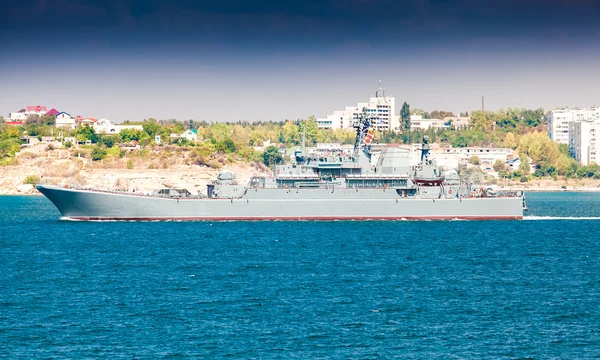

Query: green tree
[400,102,410,131]
[555,154,573,176]
[249,131,266,146]
[142,119,162,137]
[518,154,530,174]
[263,145,282,166]
[98,135,121,148]
[503,132,519,149]
[216,138,236,153]
[25,115,42,125]
[281,121,299,145]
[301,117,319,145]
[429,110,455,119]
[470,110,493,130]
[91,146,107,161]
[120,128,146,142]
[74,125,98,143]
[493,159,505,172]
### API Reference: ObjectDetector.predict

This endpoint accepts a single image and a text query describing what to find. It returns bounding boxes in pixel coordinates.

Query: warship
[37,109,527,221]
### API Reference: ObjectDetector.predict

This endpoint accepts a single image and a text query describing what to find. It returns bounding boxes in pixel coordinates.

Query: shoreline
[2,144,600,195]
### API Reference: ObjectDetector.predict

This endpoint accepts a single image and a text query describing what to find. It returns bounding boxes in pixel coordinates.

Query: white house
[410,115,446,130]
[76,116,98,127]
[25,105,47,116]
[93,118,143,134]
[411,145,514,171]
[170,129,198,142]
[181,129,198,142]
[8,112,27,121]
[443,116,471,128]
[55,112,77,129]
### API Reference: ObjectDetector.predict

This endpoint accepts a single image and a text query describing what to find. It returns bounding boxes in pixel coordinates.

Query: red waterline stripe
[66,215,523,221]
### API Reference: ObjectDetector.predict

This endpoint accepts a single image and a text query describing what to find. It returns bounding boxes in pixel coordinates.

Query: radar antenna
[376,80,384,98]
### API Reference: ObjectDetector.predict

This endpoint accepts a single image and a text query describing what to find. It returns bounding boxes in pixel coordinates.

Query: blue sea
[2,192,600,358]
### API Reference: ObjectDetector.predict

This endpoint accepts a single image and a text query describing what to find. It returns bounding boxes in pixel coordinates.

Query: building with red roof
[26,105,47,115]
[76,116,97,126]
[46,108,59,116]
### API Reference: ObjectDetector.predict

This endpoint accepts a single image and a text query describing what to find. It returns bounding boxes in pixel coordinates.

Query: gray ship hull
[36,185,524,221]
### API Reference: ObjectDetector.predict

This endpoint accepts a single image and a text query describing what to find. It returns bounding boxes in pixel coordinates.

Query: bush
[45,144,55,151]
[24,175,41,185]
[520,176,528,183]
[208,160,222,169]
[126,159,134,169]
[0,157,17,166]
[72,149,90,158]
[91,146,107,161]
[105,146,123,158]
[64,141,73,148]
[0,138,21,158]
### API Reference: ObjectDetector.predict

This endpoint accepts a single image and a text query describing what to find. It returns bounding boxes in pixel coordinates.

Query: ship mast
[301,122,306,157]
[352,108,373,159]
[352,83,383,159]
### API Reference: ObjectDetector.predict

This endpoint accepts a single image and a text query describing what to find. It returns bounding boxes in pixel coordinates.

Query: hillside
[2,143,270,195]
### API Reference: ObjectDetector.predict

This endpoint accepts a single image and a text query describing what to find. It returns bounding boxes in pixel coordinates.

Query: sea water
[1,192,600,358]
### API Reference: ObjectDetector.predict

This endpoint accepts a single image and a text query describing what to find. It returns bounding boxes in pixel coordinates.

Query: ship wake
[524,216,600,221]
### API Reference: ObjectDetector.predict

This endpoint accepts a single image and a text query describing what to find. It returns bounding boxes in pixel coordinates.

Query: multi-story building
[317,84,397,131]
[548,107,600,144]
[569,120,600,165]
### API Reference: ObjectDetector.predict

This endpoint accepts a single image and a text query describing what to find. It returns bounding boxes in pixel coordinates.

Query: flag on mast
[364,128,375,144]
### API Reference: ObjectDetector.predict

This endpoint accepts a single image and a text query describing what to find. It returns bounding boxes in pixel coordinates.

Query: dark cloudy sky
[1,0,599,122]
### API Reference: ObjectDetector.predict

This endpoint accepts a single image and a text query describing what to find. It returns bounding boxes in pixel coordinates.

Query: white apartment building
[569,120,600,165]
[317,84,397,131]
[317,106,363,131]
[548,107,600,144]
